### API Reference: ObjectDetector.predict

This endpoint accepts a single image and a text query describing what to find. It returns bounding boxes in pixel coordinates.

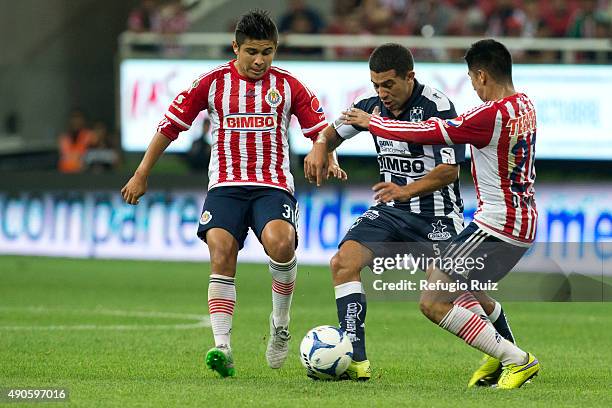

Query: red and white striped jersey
[157,61,327,194]
[369,93,537,246]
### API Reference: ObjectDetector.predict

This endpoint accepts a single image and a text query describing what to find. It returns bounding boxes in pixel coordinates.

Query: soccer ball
[299,325,353,380]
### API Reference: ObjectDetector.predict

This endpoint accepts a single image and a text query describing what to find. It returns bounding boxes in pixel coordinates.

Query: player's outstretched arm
[365,105,496,149]
[304,125,345,186]
[121,132,171,205]
[342,107,446,145]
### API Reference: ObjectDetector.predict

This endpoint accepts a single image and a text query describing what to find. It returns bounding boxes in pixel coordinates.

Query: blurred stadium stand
[0,0,610,268]
[0,0,135,170]
[118,31,612,62]
[0,0,610,175]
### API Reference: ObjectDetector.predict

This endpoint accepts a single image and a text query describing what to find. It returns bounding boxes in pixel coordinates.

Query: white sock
[453,292,493,328]
[208,274,236,348]
[269,256,297,328]
[334,281,364,299]
[440,305,527,366]
[488,301,502,322]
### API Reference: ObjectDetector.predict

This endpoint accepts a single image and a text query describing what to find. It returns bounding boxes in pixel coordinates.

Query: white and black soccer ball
[299,325,353,380]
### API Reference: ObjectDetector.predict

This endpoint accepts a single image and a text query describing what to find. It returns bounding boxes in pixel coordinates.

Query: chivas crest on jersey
[265,87,283,107]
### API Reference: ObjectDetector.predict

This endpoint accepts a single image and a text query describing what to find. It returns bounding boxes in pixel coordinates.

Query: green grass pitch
[1,255,611,407]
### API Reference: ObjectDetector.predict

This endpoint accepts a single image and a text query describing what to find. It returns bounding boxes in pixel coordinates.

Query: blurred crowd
[127,0,191,56]
[57,110,211,175]
[277,0,612,61]
[128,0,190,36]
[126,0,611,61]
[57,110,120,174]
[128,0,612,43]
[279,0,611,39]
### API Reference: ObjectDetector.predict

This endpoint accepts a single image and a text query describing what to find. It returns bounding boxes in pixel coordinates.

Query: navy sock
[489,302,516,344]
[335,282,367,361]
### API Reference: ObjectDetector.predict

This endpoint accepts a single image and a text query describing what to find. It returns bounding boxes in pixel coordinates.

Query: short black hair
[464,39,513,84]
[235,9,278,47]
[369,43,414,78]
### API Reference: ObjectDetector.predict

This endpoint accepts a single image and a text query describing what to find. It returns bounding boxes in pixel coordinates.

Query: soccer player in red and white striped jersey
[121,10,346,378]
[341,39,541,389]
[367,87,537,246]
[157,54,329,193]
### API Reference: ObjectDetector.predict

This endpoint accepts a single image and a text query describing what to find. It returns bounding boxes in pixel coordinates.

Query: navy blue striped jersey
[334,79,465,220]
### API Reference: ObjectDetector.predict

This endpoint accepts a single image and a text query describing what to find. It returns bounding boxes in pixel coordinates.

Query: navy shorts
[340,204,463,258]
[197,186,298,250]
[439,222,529,283]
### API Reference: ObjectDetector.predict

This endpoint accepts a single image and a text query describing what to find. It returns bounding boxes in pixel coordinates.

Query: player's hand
[342,107,378,128]
[121,172,148,205]
[304,137,330,186]
[327,161,348,181]
[372,182,411,203]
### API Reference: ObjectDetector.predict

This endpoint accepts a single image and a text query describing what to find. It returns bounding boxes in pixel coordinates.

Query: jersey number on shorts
[282,203,299,225]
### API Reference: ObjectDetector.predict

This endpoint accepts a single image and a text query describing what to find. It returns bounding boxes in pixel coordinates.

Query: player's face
[370,69,415,113]
[233,39,276,80]
[468,69,486,102]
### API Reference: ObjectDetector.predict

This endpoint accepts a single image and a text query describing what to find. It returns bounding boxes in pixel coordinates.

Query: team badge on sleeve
[311,96,324,113]
[265,88,283,108]
[444,117,464,128]
[200,210,212,225]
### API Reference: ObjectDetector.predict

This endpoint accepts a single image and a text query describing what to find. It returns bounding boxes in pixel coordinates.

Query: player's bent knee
[261,222,295,263]
[419,291,442,319]
[419,299,447,323]
[330,252,360,282]
[266,238,295,263]
[419,299,434,319]
[329,253,343,274]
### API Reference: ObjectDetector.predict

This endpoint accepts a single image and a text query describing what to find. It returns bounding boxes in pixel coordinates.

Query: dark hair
[368,43,414,78]
[235,9,278,47]
[464,39,513,84]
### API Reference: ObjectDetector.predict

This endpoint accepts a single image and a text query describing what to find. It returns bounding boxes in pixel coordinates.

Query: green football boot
[468,354,502,387]
[497,353,540,389]
[205,345,235,378]
[339,359,372,381]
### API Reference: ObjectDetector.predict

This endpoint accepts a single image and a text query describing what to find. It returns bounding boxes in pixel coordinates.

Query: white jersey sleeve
[334,90,378,139]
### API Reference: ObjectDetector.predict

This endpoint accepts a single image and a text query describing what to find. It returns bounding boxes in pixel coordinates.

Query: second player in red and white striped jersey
[157,60,327,194]
[367,92,537,246]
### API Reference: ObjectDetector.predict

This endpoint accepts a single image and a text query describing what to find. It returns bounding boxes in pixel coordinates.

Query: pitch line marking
[0,306,211,331]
